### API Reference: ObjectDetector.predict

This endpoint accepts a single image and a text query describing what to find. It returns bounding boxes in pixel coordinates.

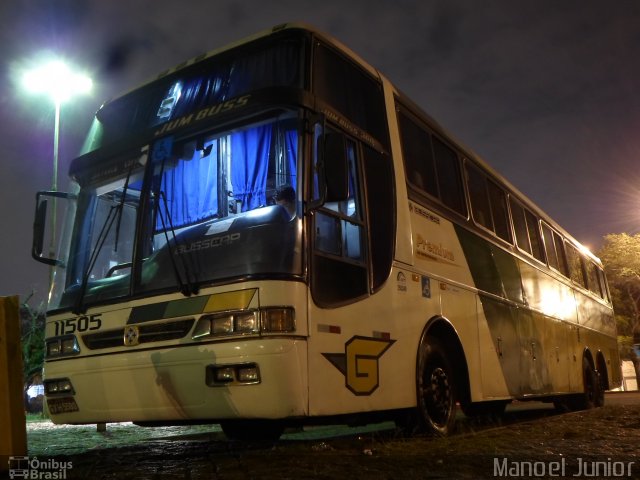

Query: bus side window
[553,231,570,277]
[598,268,611,302]
[542,223,560,271]
[510,198,531,255]
[467,163,511,242]
[510,198,544,262]
[467,163,493,230]
[432,137,466,215]
[524,209,544,262]
[312,134,368,306]
[315,212,341,255]
[542,223,572,280]
[565,243,587,289]
[585,260,603,298]
[397,107,465,216]
[487,180,511,242]
[397,110,438,197]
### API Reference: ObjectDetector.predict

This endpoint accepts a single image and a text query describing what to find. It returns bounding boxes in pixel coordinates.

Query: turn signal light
[260,307,295,332]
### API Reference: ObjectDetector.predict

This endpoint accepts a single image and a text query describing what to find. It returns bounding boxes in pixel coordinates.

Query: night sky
[1,1,639,307]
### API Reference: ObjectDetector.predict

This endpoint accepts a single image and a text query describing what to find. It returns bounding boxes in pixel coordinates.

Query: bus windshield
[52,112,301,311]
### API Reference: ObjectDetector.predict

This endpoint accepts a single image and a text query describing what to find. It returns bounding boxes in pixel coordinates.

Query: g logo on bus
[124,326,140,347]
[323,336,395,396]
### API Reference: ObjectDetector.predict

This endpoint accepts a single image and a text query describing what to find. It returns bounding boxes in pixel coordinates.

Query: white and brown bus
[33,23,621,440]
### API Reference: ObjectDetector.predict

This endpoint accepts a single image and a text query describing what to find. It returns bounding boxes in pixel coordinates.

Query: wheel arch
[417,316,471,404]
[582,347,596,370]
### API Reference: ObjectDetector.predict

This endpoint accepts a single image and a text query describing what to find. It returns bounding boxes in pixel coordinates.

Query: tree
[20,292,47,413]
[598,233,640,385]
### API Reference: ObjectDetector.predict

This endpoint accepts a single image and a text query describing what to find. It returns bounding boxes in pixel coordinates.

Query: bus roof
[98,22,601,265]
[102,22,378,105]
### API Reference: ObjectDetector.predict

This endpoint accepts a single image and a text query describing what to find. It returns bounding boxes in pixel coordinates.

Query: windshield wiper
[73,166,133,314]
[113,167,132,253]
[153,151,200,297]
[72,203,121,314]
[156,190,200,297]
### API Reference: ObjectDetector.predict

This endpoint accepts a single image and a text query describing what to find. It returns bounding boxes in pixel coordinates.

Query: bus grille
[82,319,195,350]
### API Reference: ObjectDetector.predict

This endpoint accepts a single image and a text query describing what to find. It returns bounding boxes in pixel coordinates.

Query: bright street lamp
[22,60,93,104]
[21,59,92,289]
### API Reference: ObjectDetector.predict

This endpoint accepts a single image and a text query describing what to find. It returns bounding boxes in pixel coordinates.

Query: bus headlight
[46,336,80,358]
[206,363,261,386]
[234,311,259,332]
[46,339,61,357]
[192,311,259,339]
[237,365,260,383]
[214,367,235,383]
[44,378,75,395]
[61,337,80,354]
[192,307,295,339]
[212,315,234,334]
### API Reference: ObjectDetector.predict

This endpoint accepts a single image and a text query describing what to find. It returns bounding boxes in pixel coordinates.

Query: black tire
[594,369,605,407]
[582,357,600,409]
[567,357,600,411]
[220,419,284,442]
[416,338,457,436]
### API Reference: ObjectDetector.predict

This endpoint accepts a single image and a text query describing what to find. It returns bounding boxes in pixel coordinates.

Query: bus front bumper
[43,337,308,424]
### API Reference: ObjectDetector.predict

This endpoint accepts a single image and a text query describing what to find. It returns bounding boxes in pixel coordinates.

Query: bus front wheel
[416,338,457,436]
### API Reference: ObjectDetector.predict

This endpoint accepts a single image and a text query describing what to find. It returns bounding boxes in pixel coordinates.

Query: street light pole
[49,99,61,289]
[21,58,92,294]
[53,99,60,194]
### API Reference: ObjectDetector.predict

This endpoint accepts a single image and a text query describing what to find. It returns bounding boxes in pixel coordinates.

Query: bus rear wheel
[594,369,605,407]
[564,357,602,411]
[416,338,457,436]
[580,357,601,409]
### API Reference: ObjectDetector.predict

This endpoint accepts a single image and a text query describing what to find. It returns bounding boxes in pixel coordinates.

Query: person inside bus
[275,184,296,218]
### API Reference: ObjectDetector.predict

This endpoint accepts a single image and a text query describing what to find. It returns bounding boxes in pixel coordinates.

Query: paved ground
[9,392,640,480]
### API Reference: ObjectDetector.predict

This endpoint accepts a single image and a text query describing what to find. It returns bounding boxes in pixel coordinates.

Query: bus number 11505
[53,314,102,336]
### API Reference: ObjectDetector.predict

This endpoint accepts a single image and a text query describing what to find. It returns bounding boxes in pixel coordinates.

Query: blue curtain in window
[155,123,294,231]
[173,77,224,117]
[231,125,272,211]
[157,140,218,230]
[285,129,297,185]
[170,41,301,120]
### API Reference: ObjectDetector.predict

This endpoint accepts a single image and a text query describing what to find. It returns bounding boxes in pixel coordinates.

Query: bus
[32,23,621,439]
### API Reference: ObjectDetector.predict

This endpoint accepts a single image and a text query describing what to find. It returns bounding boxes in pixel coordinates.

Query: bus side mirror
[323,133,349,202]
[32,191,74,267]
[32,198,48,260]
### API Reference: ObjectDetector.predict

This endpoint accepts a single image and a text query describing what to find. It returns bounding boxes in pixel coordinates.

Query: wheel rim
[423,366,452,427]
